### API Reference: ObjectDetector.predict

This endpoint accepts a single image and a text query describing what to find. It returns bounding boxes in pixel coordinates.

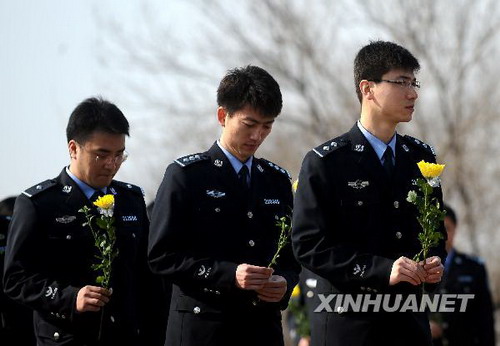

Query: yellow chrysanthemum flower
[291,284,301,298]
[417,160,445,179]
[93,194,115,210]
[292,180,299,193]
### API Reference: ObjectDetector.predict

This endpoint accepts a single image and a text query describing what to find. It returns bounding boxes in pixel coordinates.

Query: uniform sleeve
[292,151,393,292]
[135,197,167,346]
[148,165,238,291]
[3,195,79,320]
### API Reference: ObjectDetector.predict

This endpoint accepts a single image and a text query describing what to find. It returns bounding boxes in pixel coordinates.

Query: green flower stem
[268,215,292,269]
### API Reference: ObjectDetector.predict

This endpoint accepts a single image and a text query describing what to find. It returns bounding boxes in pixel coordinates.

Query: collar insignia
[354,144,364,152]
[206,190,226,198]
[214,159,223,167]
[257,164,264,173]
[402,144,410,152]
[347,180,370,189]
[62,185,72,194]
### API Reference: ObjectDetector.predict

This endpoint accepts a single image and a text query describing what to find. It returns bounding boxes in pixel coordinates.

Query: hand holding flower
[256,275,287,302]
[421,256,444,284]
[407,160,446,291]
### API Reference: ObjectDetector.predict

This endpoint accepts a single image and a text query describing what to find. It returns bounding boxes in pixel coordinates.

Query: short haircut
[217,65,282,118]
[354,40,420,102]
[66,97,129,144]
[443,204,457,225]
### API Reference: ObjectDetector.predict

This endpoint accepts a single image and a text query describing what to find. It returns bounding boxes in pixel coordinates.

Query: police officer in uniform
[149,65,300,346]
[430,205,495,346]
[3,97,164,346]
[292,41,447,346]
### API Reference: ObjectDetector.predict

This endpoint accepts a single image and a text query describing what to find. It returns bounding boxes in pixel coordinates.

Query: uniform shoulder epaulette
[174,153,209,167]
[22,179,57,198]
[403,135,436,156]
[259,158,291,180]
[113,181,145,197]
[313,136,349,158]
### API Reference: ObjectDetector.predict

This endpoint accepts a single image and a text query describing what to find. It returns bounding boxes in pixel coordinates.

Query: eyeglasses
[78,144,129,165]
[373,79,421,90]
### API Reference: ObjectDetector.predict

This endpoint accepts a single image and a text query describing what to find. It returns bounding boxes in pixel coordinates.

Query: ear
[359,80,374,100]
[217,107,227,127]
[68,140,78,159]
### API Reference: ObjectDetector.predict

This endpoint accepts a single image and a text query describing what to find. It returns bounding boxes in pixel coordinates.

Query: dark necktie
[383,146,395,177]
[90,190,105,202]
[238,165,249,191]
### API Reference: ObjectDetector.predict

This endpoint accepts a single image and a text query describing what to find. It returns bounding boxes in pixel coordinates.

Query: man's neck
[359,114,397,144]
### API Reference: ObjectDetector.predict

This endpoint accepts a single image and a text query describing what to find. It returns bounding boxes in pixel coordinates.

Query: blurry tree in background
[97,0,500,302]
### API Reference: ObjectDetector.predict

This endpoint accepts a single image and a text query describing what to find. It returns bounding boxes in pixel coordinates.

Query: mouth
[244,143,258,150]
[406,105,415,111]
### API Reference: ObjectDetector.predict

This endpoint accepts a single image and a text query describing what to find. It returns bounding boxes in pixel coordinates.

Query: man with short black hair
[149,65,300,346]
[292,41,447,345]
[3,97,164,346]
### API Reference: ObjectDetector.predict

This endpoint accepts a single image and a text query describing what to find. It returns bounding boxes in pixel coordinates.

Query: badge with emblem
[206,190,226,198]
[214,159,223,167]
[55,215,76,224]
[354,144,364,152]
[62,185,72,194]
[347,180,370,189]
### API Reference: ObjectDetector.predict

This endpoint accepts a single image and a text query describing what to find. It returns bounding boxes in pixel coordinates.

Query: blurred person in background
[430,204,495,346]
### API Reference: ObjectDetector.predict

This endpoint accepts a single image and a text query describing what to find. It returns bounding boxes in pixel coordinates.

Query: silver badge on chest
[347,180,370,189]
[55,215,76,224]
[206,190,226,198]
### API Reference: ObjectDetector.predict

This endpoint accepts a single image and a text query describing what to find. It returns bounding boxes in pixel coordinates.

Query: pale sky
[0,1,188,201]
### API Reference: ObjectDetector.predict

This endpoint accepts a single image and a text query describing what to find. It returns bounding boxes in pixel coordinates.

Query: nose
[250,128,263,141]
[103,157,119,169]
[407,87,418,100]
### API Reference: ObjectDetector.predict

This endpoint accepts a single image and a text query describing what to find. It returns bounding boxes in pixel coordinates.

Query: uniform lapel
[58,169,92,210]
[249,159,266,208]
[207,143,245,199]
[392,135,415,191]
[347,125,389,187]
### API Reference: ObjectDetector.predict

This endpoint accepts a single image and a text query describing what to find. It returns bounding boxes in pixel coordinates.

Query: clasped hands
[76,285,112,313]
[389,256,444,286]
[235,264,287,302]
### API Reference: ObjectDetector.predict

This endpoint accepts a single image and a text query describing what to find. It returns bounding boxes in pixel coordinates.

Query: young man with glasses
[292,41,447,346]
[3,97,165,346]
[149,65,300,346]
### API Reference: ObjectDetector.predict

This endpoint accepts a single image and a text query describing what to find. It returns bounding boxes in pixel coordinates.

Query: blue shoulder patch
[403,135,436,156]
[259,158,291,180]
[22,180,57,198]
[313,137,349,158]
[174,153,209,167]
